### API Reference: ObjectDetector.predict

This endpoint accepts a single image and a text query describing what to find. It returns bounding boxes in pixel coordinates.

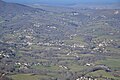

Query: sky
[3,0,120,5]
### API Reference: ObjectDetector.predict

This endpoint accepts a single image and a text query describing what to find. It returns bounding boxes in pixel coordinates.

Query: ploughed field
[0,0,120,80]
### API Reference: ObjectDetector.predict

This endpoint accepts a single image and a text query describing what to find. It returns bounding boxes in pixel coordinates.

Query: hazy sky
[3,0,120,5]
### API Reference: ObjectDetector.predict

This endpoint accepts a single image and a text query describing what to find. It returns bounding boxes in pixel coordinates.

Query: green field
[86,70,120,80]
[9,74,50,80]
[96,58,120,70]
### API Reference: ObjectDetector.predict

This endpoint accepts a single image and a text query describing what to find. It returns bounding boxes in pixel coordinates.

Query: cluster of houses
[76,76,97,80]
[91,39,115,53]
[0,53,10,58]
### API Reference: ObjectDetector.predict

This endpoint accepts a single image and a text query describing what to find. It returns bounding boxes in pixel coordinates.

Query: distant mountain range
[69,3,120,9]
[0,0,119,8]
[3,0,120,5]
